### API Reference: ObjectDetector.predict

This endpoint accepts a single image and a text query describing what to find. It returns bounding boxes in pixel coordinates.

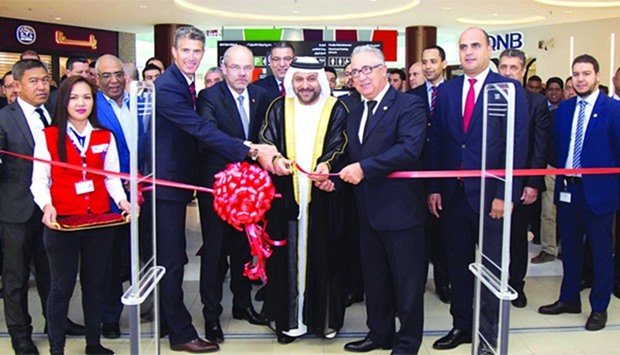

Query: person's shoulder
[253,76,274,88]
[249,83,268,98]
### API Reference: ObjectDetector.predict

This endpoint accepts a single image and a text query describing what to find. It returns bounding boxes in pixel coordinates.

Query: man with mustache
[253,42,295,103]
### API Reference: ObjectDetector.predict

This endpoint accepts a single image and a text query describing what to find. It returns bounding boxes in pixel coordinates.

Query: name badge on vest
[91,144,109,154]
[75,180,95,195]
[559,191,571,203]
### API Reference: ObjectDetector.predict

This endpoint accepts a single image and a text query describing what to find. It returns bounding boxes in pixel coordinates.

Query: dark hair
[599,84,609,95]
[324,66,337,76]
[499,49,526,69]
[572,54,599,73]
[546,76,564,90]
[565,76,573,84]
[423,45,446,61]
[142,64,162,79]
[89,61,96,69]
[527,75,542,83]
[2,70,12,82]
[66,56,89,71]
[20,50,40,60]
[389,68,406,81]
[53,76,102,162]
[270,41,295,56]
[12,59,48,81]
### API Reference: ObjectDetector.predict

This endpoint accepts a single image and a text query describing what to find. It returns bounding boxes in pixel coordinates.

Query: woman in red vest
[30,76,131,355]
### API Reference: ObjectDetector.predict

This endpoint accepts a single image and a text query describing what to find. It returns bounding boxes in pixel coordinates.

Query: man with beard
[259,57,348,344]
[539,54,620,331]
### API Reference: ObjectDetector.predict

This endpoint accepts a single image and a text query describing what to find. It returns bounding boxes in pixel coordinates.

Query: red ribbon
[212,162,285,282]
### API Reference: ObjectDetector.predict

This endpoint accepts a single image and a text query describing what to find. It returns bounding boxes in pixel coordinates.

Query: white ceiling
[1,0,620,37]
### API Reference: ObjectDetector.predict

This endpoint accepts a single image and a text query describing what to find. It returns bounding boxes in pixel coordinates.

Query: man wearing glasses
[340,46,427,354]
[195,45,270,344]
[253,41,295,103]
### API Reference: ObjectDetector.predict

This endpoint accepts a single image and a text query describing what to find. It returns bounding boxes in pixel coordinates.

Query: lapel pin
[593,113,598,118]
[383,106,388,111]
[252,98,255,103]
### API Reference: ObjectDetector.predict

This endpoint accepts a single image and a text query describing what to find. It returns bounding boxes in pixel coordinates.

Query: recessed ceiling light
[535,0,620,7]
[140,5,148,8]
[456,15,546,25]
[174,0,420,21]
[565,9,573,13]
[292,10,299,13]
[492,13,499,16]
[443,7,451,10]
[54,17,62,20]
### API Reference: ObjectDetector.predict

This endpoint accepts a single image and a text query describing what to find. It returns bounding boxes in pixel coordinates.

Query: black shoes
[232,307,269,325]
[85,344,115,355]
[205,320,224,344]
[585,311,607,331]
[344,294,364,307]
[276,331,296,344]
[512,291,527,308]
[344,337,393,352]
[12,338,39,355]
[101,323,121,339]
[436,285,451,304]
[538,301,581,315]
[614,284,620,299]
[432,328,472,350]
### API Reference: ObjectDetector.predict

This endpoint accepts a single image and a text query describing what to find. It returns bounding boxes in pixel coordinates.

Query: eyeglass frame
[97,71,125,81]
[348,63,384,78]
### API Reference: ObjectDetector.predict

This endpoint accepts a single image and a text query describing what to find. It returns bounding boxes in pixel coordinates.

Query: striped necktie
[430,85,437,115]
[572,100,588,169]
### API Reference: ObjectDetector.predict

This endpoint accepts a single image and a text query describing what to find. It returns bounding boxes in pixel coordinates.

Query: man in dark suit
[340,45,427,355]
[154,26,276,353]
[498,49,550,309]
[45,56,90,116]
[196,45,269,344]
[427,27,529,350]
[0,59,54,355]
[409,45,452,304]
[539,54,620,331]
[252,42,295,103]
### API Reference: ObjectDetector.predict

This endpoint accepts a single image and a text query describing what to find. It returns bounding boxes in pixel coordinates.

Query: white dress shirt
[461,67,490,116]
[17,97,51,134]
[564,90,599,175]
[358,83,390,142]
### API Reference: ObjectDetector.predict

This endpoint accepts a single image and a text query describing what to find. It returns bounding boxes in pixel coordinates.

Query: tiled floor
[1,205,618,354]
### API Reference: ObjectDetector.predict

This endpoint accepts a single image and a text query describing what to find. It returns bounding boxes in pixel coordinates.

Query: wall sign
[16,24,36,45]
[489,32,524,52]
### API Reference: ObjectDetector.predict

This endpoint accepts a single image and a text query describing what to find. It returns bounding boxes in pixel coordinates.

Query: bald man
[408,62,424,90]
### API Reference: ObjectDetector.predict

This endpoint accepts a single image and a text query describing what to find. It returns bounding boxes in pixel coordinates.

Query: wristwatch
[244,141,259,161]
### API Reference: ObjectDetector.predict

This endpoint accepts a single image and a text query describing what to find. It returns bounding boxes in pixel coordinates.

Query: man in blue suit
[195,45,269,344]
[154,26,277,353]
[252,42,295,103]
[340,45,427,355]
[539,54,620,331]
[427,27,529,350]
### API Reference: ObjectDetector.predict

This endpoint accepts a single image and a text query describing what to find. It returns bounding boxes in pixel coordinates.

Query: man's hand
[489,198,513,219]
[427,193,442,218]
[250,143,279,173]
[273,156,294,176]
[339,163,364,185]
[309,162,330,182]
[520,187,538,205]
[42,204,58,229]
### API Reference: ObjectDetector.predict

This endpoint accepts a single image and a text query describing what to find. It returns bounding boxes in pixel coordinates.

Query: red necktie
[189,81,196,108]
[279,82,286,97]
[463,78,477,132]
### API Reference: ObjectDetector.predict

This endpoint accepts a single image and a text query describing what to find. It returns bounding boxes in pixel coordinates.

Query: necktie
[189,81,196,108]
[361,100,377,143]
[237,95,250,139]
[463,78,477,132]
[279,81,286,97]
[572,100,588,169]
[35,108,49,128]
[430,85,437,115]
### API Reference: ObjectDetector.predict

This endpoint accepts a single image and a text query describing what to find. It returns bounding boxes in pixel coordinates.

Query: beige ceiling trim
[456,16,547,26]
[535,0,620,7]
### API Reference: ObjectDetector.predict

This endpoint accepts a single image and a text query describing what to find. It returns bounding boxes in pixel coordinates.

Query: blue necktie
[572,100,587,169]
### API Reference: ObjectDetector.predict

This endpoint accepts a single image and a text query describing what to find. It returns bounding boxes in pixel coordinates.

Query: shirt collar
[102,91,129,108]
[227,84,248,101]
[425,79,444,91]
[578,89,599,107]
[465,66,490,84]
[180,71,194,86]
[363,82,390,106]
[16,97,42,116]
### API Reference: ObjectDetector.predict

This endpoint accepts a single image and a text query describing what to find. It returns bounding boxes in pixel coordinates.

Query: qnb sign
[488,32,524,52]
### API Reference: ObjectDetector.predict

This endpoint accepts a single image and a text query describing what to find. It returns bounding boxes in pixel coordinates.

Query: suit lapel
[97,92,127,149]
[221,84,245,138]
[11,103,35,150]
[583,93,605,147]
[464,74,494,140]
[248,87,261,137]
[363,87,396,142]
[349,103,364,147]
[561,99,577,163]
[450,76,465,139]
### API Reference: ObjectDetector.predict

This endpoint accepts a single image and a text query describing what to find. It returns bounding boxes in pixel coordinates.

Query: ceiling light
[174,0,420,22]
[456,15,546,25]
[54,17,62,20]
[140,5,148,8]
[535,0,620,7]
[443,7,451,10]
[292,10,299,13]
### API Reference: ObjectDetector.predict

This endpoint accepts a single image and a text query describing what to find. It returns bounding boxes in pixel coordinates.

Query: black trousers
[197,194,252,322]
[425,214,450,290]
[0,209,50,340]
[358,202,426,354]
[509,203,532,293]
[101,225,130,325]
[340,186,364,298]
[44,225,113,352]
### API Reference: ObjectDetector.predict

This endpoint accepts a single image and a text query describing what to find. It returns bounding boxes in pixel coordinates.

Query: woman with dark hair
[30,76,131,355]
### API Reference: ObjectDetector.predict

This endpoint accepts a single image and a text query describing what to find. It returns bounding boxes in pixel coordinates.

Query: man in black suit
[340,45,428,355]
[427,27,529,351]
[196,45,269,344]
[252,42,295,103]
[498,49,550,308]
[409,45,452,304]
[45,56,90,116]
[154,26,277,353]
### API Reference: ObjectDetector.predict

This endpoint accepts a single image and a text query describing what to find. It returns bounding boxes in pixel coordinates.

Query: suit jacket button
[461,144,466,149]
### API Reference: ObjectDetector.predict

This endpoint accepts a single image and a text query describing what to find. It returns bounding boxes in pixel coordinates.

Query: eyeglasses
[271,56,293,63]
[349,64,383,78]
[98,71,124,80]
[226,64,253,72]
[3,84,14,89]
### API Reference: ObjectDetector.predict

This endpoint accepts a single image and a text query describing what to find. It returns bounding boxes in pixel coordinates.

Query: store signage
[55,31,98,50]
[489,32,524,52]
[16,25,36,45]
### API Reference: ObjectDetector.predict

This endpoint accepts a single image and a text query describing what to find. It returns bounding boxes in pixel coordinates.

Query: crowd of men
[1,24,620,355]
